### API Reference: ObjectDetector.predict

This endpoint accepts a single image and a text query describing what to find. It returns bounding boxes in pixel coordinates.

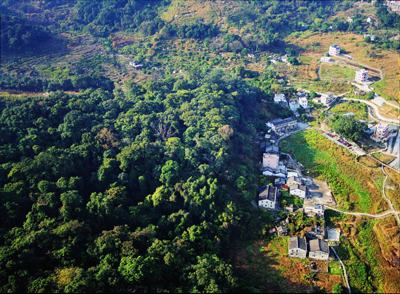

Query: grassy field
[329,101,368,120]
[319,63,356,82]
[285,32,399,100]
[372,153,398,165]
[280,129,387,213]
[293,80,353,95]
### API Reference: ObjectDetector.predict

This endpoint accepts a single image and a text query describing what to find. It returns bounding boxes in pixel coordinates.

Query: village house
[366,16,376,24]
[263,153,280,170]
[288,237,308,259]
[258,185,280,210]
[289,100,300,112]
[320,56,333,63]
[274,93,288,107]
[309,239,329,260]
[347,16,353,23]
[355,69,369,83]
[304,202,325,215]
[266,117,297,133]
[298,96,309,109]
[364,34,376,41]
[306,226,325,240]
[372,122,390,142]
[329,44,340,56]
[287,176,303,186]
[320,92,335,106]
[265,145,280,154]
[326,227,341,242]
[289,184,307,198]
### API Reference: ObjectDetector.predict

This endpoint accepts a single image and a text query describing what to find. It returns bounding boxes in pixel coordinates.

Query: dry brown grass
[285,32,399,100]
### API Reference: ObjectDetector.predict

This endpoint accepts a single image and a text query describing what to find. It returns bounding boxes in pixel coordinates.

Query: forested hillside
[1,0,400,293]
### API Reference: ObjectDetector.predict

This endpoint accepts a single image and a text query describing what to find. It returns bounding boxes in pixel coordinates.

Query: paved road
[381,166,400,226]
[325,206,400,219]
[330,246,351,294]
[342,98,399,123]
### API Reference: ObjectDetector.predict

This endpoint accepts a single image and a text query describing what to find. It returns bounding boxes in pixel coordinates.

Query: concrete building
[304,202,325,215]
[287,176,303,186]
[309,239,329,260]
[364,34,376,41]
[320,92,335,106]
[258,185,280,210]
[373,122,390,141]
[266,117,297,133]
[288,237,308,259]
[329,44,340,56]
[355,69,369,83]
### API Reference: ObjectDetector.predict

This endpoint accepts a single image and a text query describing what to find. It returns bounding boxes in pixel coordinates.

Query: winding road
[342,98,399,124]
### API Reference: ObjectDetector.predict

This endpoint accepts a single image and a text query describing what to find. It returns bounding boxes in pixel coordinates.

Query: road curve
[342,98,399,124]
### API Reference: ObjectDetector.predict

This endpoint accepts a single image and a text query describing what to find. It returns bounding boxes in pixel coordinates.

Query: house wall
[289,249,307,259]
[259,199,276,210]
[309,250,329,260]
[290,189,306,198]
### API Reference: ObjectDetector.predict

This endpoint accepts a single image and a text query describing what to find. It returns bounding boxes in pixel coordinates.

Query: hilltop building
[329,44,340,56]
[274,94,288,107]
[355,69,369,83]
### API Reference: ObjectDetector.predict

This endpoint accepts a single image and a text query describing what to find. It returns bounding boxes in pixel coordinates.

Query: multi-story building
[289,100,300,112]
[263,153,280,170]
[298,97,309,109]
[329,44,340,56]
[320,92,335,106]
[373,122,390,141]
[274,93,288,107]
[355,69,369,83]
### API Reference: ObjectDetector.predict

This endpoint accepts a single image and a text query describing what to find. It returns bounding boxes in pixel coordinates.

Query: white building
[289,184,307,199]
[288,237,308,259]
[258,185,280,210]
[373,122,390,141]
[329,44,340,56]
[298,97,309,109]
[274,93,287,106]
[320,92,335,106]
[355,69,369,83]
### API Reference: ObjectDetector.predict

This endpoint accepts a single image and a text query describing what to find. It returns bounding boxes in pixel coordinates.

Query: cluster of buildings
[273,92,310,118]
[384,0,400,12]
[289,237,329,260]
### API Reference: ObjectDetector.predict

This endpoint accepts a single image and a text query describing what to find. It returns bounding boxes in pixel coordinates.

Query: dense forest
[0,68,281,292]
